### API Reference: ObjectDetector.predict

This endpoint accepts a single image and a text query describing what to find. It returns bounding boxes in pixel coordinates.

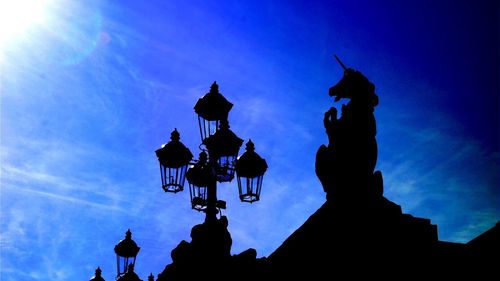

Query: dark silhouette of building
[153,63,498,280]
[92,63,499,280]
[267,62,499,279]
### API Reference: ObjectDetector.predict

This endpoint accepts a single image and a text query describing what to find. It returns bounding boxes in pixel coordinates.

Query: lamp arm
[198,143,207,151]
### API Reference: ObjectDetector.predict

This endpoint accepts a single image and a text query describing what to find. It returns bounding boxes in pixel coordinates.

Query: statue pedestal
[268,196,438,279]
[157,216,264,281]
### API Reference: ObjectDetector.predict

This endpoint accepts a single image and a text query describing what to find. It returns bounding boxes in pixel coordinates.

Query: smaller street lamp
[236,140,268,203]
[114,229,140,278]
[194,81,233,142]
[89,267,105,281]
[155,129,193,193]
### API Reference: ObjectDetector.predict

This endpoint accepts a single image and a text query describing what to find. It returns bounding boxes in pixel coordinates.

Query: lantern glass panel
[159,164,188,193]
[216,155,237,182]
[116,255,136,277]
[198,116,219,142]
[237,175,263,203]
[189,183,208,211]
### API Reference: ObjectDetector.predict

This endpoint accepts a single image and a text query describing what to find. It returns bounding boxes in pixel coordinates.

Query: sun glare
[0,0,52,45]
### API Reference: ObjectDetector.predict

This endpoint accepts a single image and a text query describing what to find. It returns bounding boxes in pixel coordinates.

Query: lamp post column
[204,157,218,224]
[205,178,218,224]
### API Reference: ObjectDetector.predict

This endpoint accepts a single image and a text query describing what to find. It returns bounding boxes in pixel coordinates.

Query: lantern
[186,152,211,211]
[114,229,140,278]
[89,267,105,281]
[194,81,233,142]
[235,140,268,203]
[203,120,243,182]
[155,129,193,193]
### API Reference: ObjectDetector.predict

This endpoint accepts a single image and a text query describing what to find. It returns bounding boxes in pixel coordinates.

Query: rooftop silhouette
[92,61,499,281]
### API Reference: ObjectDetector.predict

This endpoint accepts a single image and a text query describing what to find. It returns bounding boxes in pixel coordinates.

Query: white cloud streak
[379,119,499,242]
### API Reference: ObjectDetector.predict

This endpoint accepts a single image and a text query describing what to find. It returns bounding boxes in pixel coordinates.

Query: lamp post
[114,229,140,278]
[155,81,268,224]
[89,82,267,281]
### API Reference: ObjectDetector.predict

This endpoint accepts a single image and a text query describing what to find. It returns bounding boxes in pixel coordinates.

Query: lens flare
[0,0,52,45]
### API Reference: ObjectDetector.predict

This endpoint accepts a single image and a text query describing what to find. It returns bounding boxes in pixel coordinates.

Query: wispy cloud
[379,119,499,242]
[3,185,125,212]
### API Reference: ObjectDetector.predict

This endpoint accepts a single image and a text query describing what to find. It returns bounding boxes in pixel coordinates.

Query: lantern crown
[210,81,219,93]
[170,129,180,141]
[90,267,105,281]
[155,129,193,168]
[236,140,268,178]
[194,81,233,121]
[114,229,140,258]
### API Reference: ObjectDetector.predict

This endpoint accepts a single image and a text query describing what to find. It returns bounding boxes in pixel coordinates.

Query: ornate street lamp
[194,81,233,142]
[186,152,211,211]
[236,140,268,203]
[114,229,140,278]
[156,81,268,224]
[155,129,193,193]
[89,267,105,281]
[202,120,243,182]
[90,84,267,281]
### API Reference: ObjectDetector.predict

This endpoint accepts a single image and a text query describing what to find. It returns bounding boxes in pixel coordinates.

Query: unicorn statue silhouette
[316,55,383,203]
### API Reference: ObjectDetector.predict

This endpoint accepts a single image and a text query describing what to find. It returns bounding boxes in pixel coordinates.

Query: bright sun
[0,0,52,45]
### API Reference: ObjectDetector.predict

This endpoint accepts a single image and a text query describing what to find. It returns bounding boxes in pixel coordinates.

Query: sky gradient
[1,0,498,280]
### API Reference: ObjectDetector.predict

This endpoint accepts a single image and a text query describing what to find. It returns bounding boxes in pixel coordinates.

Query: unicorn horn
[334,54,347,71]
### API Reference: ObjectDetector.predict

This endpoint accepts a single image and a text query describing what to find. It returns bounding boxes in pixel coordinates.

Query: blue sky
[1,0,498,280]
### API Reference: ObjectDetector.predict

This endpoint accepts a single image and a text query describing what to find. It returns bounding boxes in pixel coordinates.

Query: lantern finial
[170,128,180,141]
[125,229,132,239]
[210,81,219,93]
[90,266,105,281]
[245,139,255,151]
